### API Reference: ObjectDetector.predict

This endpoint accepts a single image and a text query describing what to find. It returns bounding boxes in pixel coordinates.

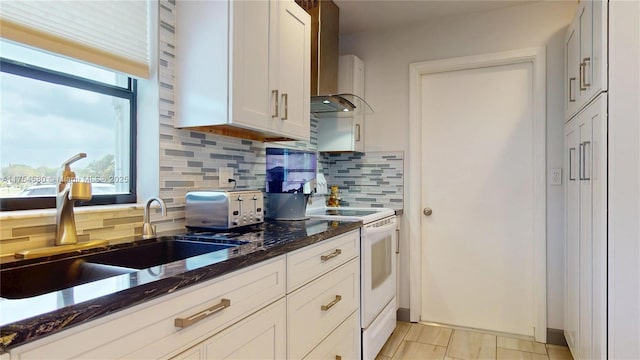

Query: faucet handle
[60,153,87,182]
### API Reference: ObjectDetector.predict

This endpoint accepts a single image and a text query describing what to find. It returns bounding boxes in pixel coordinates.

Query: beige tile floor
[375,322,574,360]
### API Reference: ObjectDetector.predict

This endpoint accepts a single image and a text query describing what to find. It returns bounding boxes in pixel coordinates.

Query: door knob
[423,208,433,216]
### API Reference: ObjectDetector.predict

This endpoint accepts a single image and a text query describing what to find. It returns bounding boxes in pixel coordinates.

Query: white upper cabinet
[175,0,310,141]
[564,0,608,121]
[318,55,366,153]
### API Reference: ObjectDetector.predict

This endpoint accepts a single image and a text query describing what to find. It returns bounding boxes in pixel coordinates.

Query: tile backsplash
[321,152,404,209]
[156,0,317,232]
[0,0,403,256]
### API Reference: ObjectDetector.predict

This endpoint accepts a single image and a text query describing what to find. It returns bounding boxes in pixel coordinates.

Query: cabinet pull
[355,123,361,142]
[281,93,288,120]
[582,57,591,87]
[569,77,576,102]
[579,63,587,91]
[174,298,231,328]
[272,90,279,118]
[321,295,342,311]
[321,248,342,262]
[582,141,591,180]
[396,228,400,254]
[569,147,576,181]
[579,143,584,180]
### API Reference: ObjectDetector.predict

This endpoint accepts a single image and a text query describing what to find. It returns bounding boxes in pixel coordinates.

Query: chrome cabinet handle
[272,90,279,118]
[355,123,361,142]
[321,295,342,311]
[396,228,400,254]
[569,147,576,181]
[582,57,591,87]
[174,298,231,328]
[579,62,587,91]
[569,77,576,102]
[281,93,288,120]
[582,141,591,180]
[579,143,584,180]
[321,249,342,262]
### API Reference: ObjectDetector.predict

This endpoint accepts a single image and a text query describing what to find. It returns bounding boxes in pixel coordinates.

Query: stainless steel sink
[0,258,135,299]
[1,239,240,299]
[87,239,237,270]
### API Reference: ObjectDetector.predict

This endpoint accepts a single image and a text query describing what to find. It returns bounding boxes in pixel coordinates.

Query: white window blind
[0,0,150,78]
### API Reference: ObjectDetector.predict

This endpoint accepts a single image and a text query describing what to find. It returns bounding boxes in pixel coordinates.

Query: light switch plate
[550,168,562,185]
[218,168,234,188]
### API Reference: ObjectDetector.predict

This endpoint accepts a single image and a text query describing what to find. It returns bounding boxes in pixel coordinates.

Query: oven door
[361,216,397,328]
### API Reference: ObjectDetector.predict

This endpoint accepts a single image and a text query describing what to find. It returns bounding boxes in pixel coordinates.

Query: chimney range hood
[296,0,373,117]
[310,93,373,117]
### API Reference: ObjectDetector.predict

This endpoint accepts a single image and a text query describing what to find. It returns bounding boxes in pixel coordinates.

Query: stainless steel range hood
[297,0,373,117]
[310,93,373,117]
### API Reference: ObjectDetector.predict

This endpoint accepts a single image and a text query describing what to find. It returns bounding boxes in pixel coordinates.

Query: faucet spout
[55,153,91,246]
[143,197,167,238]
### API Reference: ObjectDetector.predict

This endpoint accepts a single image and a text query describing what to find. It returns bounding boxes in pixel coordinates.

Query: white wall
[340,1,576,329]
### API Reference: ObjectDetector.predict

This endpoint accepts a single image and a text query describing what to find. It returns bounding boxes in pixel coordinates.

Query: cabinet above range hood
[296,0,373,117]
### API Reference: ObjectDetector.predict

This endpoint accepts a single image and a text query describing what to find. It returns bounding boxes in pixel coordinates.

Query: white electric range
[306,204,397,360]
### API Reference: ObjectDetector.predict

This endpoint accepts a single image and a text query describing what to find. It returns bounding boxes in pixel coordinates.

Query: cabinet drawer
[303,311,360,360]
[11,256,286,360]
[287,229,359,292]
[171,299,286,360]
[288,258,360,360]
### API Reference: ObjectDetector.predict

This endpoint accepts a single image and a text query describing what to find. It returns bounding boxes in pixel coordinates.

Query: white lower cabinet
[564,93,607,360]
[7,231,362,360]
[170,299,286,360]
[8,256,286,360]
[287,259,360,359]
[286,230,361,359]
[303,312,360,360]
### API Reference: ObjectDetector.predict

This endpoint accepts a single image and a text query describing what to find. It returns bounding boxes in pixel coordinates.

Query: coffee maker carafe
[265,148,317,220]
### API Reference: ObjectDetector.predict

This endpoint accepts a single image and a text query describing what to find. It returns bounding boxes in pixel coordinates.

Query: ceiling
[333,0,540,35]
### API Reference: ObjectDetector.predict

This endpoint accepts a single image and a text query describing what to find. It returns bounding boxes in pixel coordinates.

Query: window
[0,40,137,211]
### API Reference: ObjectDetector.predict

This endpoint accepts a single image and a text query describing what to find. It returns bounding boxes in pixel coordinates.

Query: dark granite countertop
[0,219,361,352]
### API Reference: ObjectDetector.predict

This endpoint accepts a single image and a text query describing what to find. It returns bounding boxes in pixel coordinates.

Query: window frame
[0,57,137,211]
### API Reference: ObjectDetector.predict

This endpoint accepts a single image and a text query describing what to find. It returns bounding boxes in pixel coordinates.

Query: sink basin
[1,259,135,299]
[88,239,237,269]
[1,239,239,299]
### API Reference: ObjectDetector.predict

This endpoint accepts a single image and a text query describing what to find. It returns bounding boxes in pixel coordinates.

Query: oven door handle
[363,220,397,237]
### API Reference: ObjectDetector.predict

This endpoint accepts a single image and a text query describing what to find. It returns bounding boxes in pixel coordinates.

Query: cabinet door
[203,299,286,360]
[272,0,310,140]
[581,94,608,360]
[564,117,580,354]
[564,15,580,120]
[576,1,593,109]
[230,0,273,131]
[171,299,286,360]
[566,94,608,360]
[578,108,593,360]
[578,0,608,108]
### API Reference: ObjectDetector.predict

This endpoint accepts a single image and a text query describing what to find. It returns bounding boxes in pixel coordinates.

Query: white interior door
[420,61,538,336]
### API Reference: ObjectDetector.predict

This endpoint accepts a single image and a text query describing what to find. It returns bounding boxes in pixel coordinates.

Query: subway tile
[12,224,56,238]
[103,216,143,227]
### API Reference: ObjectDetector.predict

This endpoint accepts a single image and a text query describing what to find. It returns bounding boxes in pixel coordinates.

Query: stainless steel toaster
[185,190,264,229]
